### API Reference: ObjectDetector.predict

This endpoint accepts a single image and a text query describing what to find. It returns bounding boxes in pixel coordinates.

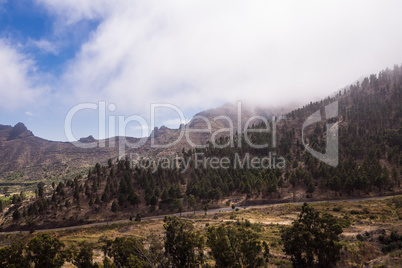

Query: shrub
[379,231,402,253]
[356,234,365,241]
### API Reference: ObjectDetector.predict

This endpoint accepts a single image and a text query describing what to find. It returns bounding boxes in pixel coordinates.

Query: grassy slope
[1,196,401,267]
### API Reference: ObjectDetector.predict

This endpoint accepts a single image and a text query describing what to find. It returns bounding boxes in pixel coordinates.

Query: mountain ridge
[0,102,286,186]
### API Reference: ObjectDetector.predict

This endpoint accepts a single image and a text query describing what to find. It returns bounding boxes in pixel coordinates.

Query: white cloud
[0,40,46,110]
[29,39,59,55]
[35,0,402,122]
[36,0,114,24]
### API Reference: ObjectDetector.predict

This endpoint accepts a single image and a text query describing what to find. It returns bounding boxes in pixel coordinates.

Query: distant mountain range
[0,103,284,185]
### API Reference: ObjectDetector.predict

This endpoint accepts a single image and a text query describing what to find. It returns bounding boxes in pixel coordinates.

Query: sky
[1,0,402,141]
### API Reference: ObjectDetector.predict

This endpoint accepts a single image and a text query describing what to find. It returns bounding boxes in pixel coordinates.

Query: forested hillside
[1,66,401,231]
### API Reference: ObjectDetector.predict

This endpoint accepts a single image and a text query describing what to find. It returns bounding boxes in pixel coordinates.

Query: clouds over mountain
[39,1,402,109]
[1,0,402,139]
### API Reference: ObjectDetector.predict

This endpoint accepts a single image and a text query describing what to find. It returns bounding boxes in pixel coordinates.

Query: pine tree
[12,209,21,221]
[306,182,315,198]
[161,189,169,201]
[329,176,341,196]
[111,200,118,213]
[282,203,343,267]
[173,199,183,216]
[150,195,158,206]
[188,195,196,214]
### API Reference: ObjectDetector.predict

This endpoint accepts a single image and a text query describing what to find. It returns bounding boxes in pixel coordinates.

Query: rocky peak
[7,122,34,141]
[79,135,97,143]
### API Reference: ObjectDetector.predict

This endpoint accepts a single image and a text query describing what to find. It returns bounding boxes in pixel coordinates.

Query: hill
[0,123,121,191]
[0,102,276,193]
[0,65,400,231]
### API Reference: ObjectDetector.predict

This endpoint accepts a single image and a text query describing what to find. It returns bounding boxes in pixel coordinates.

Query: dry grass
[1,196,401,267]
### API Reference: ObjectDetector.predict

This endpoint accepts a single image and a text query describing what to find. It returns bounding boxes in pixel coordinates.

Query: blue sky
[1,0,402,141]
[0,0,103,140]
[0,1,98,74]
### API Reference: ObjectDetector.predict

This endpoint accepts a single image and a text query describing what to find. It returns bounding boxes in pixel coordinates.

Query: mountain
[1,65,400,231]
[3,122,34,141]
[0,103,285,189]
[148,102,278,156]
[0,123,121,186]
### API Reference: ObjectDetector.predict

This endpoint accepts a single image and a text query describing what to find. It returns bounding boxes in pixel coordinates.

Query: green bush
[380,231,402,253]
[356,234,365,241]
